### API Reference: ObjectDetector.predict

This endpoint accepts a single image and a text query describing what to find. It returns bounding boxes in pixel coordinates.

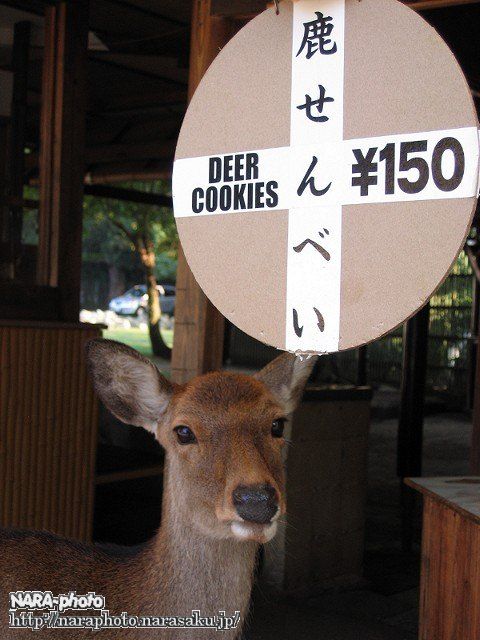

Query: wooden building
[0,0,479,547]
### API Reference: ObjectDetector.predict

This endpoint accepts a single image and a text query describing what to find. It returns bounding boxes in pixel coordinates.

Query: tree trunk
[138,242,171,360]
[107,263,125,301]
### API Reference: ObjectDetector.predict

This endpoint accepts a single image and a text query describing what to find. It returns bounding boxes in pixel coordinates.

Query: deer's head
[87,339,315,544]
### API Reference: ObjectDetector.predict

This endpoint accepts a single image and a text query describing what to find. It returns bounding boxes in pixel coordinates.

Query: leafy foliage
[82,180,178,281]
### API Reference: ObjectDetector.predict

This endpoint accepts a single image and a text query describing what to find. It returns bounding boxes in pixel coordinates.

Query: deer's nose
[232,483,278,524]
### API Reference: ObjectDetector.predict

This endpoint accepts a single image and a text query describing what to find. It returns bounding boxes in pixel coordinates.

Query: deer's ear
[254,352,317,415]
[86,339,174,432]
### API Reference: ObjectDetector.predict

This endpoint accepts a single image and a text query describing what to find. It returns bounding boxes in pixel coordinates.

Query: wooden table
[406,477,480,639]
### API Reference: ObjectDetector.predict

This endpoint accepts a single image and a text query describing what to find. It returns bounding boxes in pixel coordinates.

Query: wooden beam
[84,163,172,183]
[29,162,173,186]
[406,0,480,8]
[88,54,187,88]
[102,0,188,29]
[211,0,480,15]
[92,86,187,114]
[171,1,238,384]
[91,102,186,119]
[37,1,89,322]
[83,183,172,208]
[4,186,172,210]
[26,139,177,171]
[85,140,176,165]
[4,195,38,210]
[212,0,264,16]
[0,0,47,15]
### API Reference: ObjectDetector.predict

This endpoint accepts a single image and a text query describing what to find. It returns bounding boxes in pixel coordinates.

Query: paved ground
[246,400,472,640]
[247,587,418,639]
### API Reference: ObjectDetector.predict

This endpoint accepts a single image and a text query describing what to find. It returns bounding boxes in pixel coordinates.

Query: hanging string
[274,0,280,15]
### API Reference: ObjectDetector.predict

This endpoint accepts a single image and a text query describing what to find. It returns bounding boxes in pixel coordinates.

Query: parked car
[109,284,175,317]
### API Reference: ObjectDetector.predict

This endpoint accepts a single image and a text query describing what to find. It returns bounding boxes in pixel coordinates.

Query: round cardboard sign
[173,0,480,354]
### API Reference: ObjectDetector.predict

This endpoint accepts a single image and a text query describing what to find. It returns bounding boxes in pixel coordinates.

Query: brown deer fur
[0,340,316,639]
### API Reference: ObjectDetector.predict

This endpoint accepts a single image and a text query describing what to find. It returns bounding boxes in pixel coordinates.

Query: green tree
[83,181,178,359]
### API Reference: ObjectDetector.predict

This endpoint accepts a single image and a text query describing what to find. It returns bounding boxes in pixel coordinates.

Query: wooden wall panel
[419,497,480,639]
[0,323,100,542]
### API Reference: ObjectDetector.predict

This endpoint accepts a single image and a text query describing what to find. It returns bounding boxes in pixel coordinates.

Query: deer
[0,339,316,639]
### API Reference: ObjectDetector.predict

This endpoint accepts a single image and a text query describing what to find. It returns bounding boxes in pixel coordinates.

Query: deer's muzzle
[232,483,279,524]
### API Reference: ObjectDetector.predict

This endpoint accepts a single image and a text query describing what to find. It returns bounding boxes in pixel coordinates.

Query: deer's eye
[271,419,286,438]
[174,426,197,445]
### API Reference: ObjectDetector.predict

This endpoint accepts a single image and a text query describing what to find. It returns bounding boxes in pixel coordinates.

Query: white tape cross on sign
[173,0,480,354]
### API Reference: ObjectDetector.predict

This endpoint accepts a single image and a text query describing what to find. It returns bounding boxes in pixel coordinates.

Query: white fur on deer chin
[231,521,278,542]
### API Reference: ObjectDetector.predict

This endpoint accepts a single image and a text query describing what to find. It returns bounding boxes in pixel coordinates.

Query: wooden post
[7,21,30,280]
[470,324,480,473]
[0,119,11,279]
[468,276,479,410]
[397,303,430,550]
[466,241,480,472]
[37,1,89,322]
[171,1,237,383]
[357,345,368,386]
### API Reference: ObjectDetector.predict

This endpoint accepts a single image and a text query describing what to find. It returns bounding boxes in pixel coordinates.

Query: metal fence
[227,252,474,406]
